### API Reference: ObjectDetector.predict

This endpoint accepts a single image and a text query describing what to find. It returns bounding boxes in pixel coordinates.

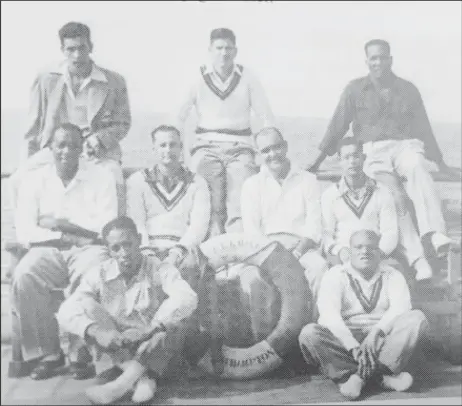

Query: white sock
[132,374,157,403]
[381,372,414,392]
[338,374,365,400]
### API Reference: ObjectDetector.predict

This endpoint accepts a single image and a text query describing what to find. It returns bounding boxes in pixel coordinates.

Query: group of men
[6,21,456,403]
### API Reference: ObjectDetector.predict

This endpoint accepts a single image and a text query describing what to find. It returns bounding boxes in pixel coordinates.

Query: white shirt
[60,63,109,132]
[15,162,118,245]
[317,262,412,350]
[321,177,399,257]
[241,165,323,243]
[175,64,275,136]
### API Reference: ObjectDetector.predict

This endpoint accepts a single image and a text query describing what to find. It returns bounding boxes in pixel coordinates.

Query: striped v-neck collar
[337,176,377,219]
[346,271,383,313]
[200,64,244,100]
[143,166,194,212]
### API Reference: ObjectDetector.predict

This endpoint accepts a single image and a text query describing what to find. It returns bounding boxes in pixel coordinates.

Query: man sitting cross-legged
[321,138,433,281]
[298,230,428,400]
[11,123,118,380]
[57,217,198,404]
[241,127,327,311]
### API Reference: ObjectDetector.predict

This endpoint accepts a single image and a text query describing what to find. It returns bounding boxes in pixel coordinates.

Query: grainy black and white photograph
[1,1,461,404]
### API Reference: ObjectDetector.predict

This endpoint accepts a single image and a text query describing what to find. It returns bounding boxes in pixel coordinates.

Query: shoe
[381,372,413,392]
[95,365,124,385]
[131,375,157,403]
[338,374,365,400]
[413,258,433,281]
[69,362,96,380]
[30,350,66,380]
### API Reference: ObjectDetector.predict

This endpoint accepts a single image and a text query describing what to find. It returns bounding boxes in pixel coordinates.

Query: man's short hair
[51,122,84,143]
[337,137,363,156]
[255,127,284,143]
[150,125,181,143]
[364,39,391,56]
[210,28,236,46]
[59,22,91,45]
[102,216,138,241]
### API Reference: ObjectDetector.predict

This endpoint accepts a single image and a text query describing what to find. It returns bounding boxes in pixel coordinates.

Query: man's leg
[393,140,450,253]
[65,245,109,375]
[299,251,328,321]
[364,152,433,280]
[94,158,126,217]
[11,247,68,362]
[298,323,358,382]
[224,146,258,233]
[377,310,428,375]
[190,146,226,236]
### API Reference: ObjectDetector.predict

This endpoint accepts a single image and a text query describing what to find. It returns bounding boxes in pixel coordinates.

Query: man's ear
[88,41,94,54]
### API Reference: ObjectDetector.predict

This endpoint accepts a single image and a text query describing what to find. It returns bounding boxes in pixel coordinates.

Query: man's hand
[293,238,317,260]
[120,327,153,349]
[84,135,103,158]
[357,328,383,379]
[338,247,351,264]
[86,325,124,351]
[136,331,167,356]
[38,215,65,231]
[361,327,384,359]
[165,247,185,267]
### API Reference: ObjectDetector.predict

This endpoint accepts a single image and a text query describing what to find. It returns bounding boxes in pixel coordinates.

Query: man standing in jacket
[10,21,131,216]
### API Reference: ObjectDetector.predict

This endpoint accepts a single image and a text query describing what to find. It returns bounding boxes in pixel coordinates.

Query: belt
[195,127,252,136]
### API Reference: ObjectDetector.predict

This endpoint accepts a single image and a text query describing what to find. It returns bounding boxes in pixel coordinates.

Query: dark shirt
[319,73,444,163]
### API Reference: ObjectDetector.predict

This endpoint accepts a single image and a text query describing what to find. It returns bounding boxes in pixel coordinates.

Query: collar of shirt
[337,176,377,198]
[203,63,243,86]
[104,256,152,283]
[362,72,399,91]
[344,262,385,287]
[51,61,108,94]
[45,163,91,191]
[260,163,303,187]
[145,165,193,186]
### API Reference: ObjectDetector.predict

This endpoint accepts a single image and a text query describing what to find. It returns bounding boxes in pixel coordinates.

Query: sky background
[1,1,461,123]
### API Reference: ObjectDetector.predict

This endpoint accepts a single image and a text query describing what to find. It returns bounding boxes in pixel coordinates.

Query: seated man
[11,123,118,380]
[321,138,433,281]
[241,127,327,303]
[126,124,211,288]
[299,230,428,400]
[58,217,198,404]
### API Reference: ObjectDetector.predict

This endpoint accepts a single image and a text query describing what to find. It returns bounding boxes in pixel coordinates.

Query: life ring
[196,233,312,380]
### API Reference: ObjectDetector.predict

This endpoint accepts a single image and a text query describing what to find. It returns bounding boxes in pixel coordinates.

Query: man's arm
[241,177,264,236]
[20,75,45,163]
[247,70,275,127]
[15,172,61,246]
[91,75,131,152]
[374,269,412,334]
[126,173,149,246]
[318,83,355,156]
[178,176,211,249]
[411,86,445,166]
[152,263,198,330]
[377,187,399,257]
[317,268,361,351]
[321,187,346,258]
[299,175,323,253]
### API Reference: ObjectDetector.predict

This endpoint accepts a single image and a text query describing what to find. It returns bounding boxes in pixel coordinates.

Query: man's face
[365,44,392,79]
[256,130,288,172]
[62,36,93,74]
[51,128,83,172]
[209,38,237,71]
[339,144,366,177]
[153,130,182,167]
[106,228,141,275]
[350,231,381,274]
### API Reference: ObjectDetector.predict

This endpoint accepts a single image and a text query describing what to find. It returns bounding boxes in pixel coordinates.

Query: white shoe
[132,375,157,403]
[338,374,365,400]
[413,258,433,281]
[431,233,453,258]
[381,372,413,392]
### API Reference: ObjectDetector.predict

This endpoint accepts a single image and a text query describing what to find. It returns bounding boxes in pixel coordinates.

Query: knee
[298,323,323,347]
[407,310,428,331]
[195,159,225,181]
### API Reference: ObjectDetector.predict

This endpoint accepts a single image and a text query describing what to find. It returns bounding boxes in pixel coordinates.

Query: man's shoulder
[243,170,264,188]
[345,75,370,91]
